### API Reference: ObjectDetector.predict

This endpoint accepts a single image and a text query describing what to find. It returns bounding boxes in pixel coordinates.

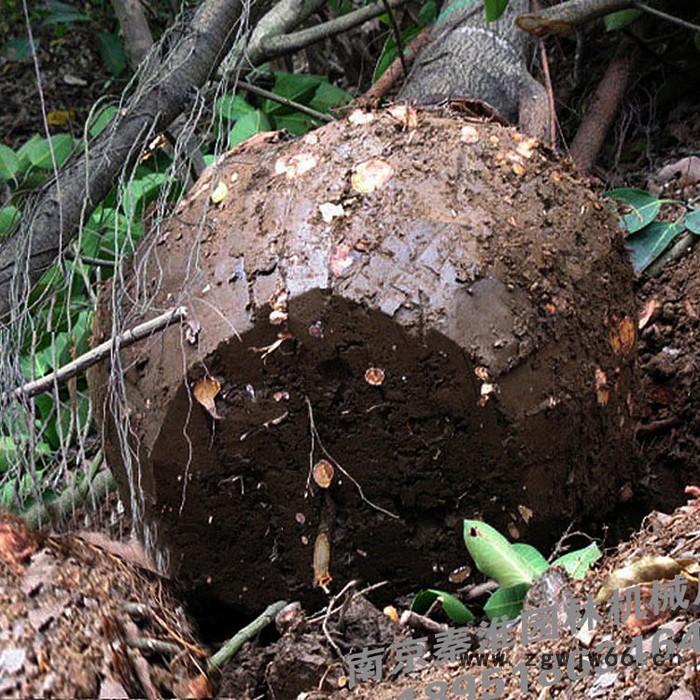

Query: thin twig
[304,396,398,519]
[380,0,408,78]
[633,2,700,32]
[3,306,187,402]
[239,81,333,123]
[208,600,288,669]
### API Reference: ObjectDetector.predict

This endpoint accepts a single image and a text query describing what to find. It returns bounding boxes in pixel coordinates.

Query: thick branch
[111,0,154,68]
[256,0,412,61]
[0,0,275,320]
[516,0,639,36]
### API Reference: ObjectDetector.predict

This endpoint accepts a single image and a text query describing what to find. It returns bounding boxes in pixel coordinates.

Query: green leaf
[97,32,126,77]
[604,9,642,31]
[0,37,37,62]
[484,0,509,22]
[511,543,549,575]
[411,589,474,624]
[122,173,167,220]
[373,27,422,82]
[215,93,256,122]
[272,112,318,136]
[308,81,353,113]
[0,206,21,237]
[463,520,540,586]
[604,188,661,233]
[685,209,700,235]
[625,219,685,272]
[0,144,19,179]
[0,437,51,472]
[0,479,16,510]
[88,105,118,137]
[42,0,90,25]
[551,542,602,579]
[264,72,321,114]
[418,0,439,25]
[483,583,530,619]
[25,134,75,169]
[227,110,271,148]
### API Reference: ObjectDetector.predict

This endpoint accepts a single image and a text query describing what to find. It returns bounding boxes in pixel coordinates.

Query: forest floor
[2,17,700,700]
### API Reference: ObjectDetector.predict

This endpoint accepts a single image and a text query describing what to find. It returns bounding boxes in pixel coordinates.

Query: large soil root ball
[90,110,637,617]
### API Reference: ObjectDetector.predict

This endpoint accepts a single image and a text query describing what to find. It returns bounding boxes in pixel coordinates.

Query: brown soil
[90,109,638,631]
[0,515,208,698]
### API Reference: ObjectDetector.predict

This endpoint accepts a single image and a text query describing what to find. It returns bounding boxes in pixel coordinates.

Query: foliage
[412,521,601,624]
[604,188,700,272]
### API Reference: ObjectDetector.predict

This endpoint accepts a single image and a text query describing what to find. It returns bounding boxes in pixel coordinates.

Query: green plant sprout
[411,520,601,623]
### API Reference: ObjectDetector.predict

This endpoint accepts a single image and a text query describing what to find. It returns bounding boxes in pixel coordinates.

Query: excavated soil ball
[90,109,638,619]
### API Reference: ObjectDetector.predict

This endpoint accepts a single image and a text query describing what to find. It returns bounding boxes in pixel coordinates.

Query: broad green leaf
[308,81,353,113]
[97,32,126,76]
[0,144,19,179]
[464,520,540,586]
[272,112,319,136]
[264,72,321,114]
[88,105,118,137]
[25,134,75,169]
[483,583,530,619]
[411,589,474,624]
[511,543,549,575]
[484,0,509,22]
[215,93,256,121]
[373,27,422,82]
[625,219,685,272]
[0,437,51,472]
[604,9,642,31]
[42,0,90,25]
[0,206,21,237]
[0,480,16,509]
[685,209,700,235]
[228,110,271,148]
[604,188,661,233]
[122,173,167,220]
[551,542,602,579]
[0,37,36,61]
[418,0,439,25]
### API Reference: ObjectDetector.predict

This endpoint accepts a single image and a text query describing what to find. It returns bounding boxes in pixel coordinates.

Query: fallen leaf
[0,513,36,575]
[658,156,700,188]
[595,555,683,602]
[193,377,222,420]
[351,158,394,193]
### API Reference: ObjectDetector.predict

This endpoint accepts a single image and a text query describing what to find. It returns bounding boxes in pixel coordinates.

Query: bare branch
[3,306,187,402]
[111,0,154,68]
[255,0,412,62]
